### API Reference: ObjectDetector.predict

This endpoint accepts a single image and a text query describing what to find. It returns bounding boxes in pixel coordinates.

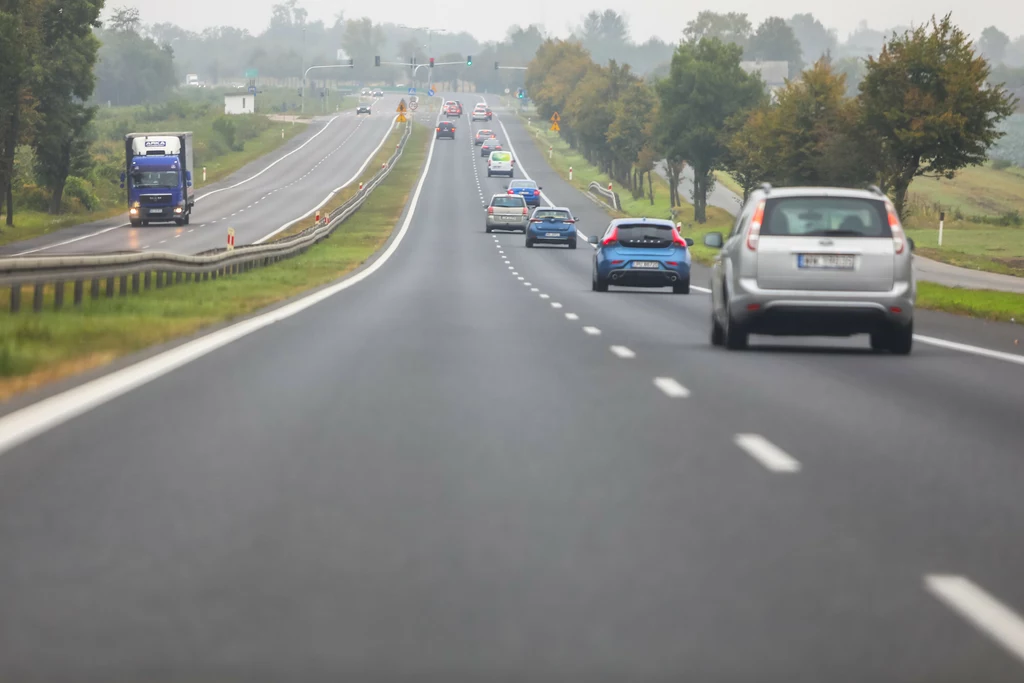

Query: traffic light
[467,55,473,66]
[494,61,499,70]
[374,55,380,67]
[429,57,434,68]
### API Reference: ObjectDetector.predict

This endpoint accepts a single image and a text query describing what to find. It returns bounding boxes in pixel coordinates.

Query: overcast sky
[115,0,1024,43]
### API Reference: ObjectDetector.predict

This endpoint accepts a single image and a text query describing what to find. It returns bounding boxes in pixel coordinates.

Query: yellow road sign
[551,111,560,122]
[550,122,560,132]
[397,99,407,113]
[396,113,408,123]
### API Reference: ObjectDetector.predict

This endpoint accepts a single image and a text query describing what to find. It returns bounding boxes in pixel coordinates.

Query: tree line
[527,14,1018,223]
[0,0,104,226]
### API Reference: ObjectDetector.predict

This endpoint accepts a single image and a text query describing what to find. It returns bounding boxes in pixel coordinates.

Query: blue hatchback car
[526,206,577,248]
[506,179,542,206]
[589,218,694,293]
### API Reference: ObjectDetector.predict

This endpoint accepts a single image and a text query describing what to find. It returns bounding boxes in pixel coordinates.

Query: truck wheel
[174,218,184,226]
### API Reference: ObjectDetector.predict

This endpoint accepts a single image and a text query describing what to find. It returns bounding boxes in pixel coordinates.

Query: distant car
[703,185,916,352]
[454,101,464,115]
[361,89,371,96]
[373,89,384,97]
[474,129,494,145]
[487,150,514,177]
[506,179,542,206]
[480,138,503,156]
[589,218,693,294]
[527,206,577,249]
[436,121,455,139]
[486,193,529,233]
[356,104,371,115]
[471,106,491,121]
[445,101,460,117]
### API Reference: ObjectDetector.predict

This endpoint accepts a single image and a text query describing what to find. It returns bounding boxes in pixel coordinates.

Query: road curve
[0,96,403,257]
[1,96,1024,680]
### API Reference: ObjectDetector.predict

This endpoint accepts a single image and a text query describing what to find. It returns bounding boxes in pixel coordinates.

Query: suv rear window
[491,196,526,207]
[439,122,453,130]
[763,197,890,238]
[614,224,674,248]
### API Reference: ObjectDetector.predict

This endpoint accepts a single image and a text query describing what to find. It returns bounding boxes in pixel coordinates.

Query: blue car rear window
[534,210,570,220]
[614,224,674,248]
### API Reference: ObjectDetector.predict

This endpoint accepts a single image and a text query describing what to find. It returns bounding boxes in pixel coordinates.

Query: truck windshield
[132,171,179,189]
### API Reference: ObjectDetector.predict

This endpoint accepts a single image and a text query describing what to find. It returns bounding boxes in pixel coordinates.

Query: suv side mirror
[703,232,724,249]
[588,235,599,245]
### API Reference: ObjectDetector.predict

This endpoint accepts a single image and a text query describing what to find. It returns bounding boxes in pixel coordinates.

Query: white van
[487,150,514,178]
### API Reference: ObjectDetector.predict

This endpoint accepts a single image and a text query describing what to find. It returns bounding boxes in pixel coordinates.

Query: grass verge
[916,282,1024,324]
[0,122,429,402]
[516,115,733,265]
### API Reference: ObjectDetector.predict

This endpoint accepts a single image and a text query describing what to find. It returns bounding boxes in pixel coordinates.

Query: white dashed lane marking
[565,313,579,321]
[583,326,601,336]
[734,434,801,473]
[926,575,1024,665]
[610,345,635,359]
[654,377,690,398]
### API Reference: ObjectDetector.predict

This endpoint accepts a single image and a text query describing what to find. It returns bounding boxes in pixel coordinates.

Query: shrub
[15,184,51,212]
[992,157,1013,170]
[212,117,240,151]
[63,176,101,211]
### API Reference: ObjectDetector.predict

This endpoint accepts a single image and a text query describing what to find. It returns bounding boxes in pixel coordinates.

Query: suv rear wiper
[802,230,870,237]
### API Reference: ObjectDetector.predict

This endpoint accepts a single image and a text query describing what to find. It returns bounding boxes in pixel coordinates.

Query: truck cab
[122,133,194,227]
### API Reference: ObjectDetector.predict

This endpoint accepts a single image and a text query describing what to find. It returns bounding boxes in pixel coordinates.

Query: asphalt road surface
[0,96,401,258]
[1,96,1024,682]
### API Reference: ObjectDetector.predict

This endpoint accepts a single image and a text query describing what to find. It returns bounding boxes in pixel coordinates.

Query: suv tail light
[672,228,688,248]
[886,203,906,254]
[602,226,619,246]
[746,200,766,251]
[522,207,528,215]
[488,206,494,215]
[508,189,514,194]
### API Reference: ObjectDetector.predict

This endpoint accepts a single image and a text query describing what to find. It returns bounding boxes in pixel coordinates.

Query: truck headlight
[174,207,183,213]
[129,208,138,215]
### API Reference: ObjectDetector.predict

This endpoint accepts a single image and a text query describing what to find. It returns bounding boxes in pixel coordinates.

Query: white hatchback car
[487,150,514,178]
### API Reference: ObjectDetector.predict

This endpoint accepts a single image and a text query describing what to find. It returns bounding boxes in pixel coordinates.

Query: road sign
[505,88,510,94]
[428,88,435,97]
[409,101,419,111]
[551,112,561,123]
[244,68,258,79]
[408,87,416,95]
[396,113,408,123]
[550,122,560,132]
[248,86,257,94]
[397,99,407,113]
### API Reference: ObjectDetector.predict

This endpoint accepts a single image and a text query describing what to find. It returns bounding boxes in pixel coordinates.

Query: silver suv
[485,194,528,233]
[703,185,916,353]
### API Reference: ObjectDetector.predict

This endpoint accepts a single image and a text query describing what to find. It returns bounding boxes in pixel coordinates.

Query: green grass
[907,163,1024,216]
[713,171,744,197]
[916,282,1024,323]
[516,115,733,265]
[0,122,428,401]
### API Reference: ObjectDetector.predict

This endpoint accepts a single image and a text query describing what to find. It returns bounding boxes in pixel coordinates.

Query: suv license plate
[632,261,659,269]
[799,254,855,269]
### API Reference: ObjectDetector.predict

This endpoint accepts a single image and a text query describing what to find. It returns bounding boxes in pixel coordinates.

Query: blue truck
[121,132,195,226]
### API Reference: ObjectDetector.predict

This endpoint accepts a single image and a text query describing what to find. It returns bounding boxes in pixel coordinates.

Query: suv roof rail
[760,182,772,194]
[866,184,884,196]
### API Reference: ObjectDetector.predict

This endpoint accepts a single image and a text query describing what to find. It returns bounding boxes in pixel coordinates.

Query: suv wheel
[710,312,725,346]
[672,278,690,294]
[872,322,913,355]
[592,269,608,292]
[724,302,748,350]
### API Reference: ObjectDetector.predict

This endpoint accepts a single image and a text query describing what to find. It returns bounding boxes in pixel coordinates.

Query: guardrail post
[32,284,44,312]
[144,272,152,290]
[106,277,115,298]
[119,275,128,296]
[211,269,217,280]
[54,281,65,310]
[202,271,209,281]
[155,272,164,289]
[73,280,83,306]
[90,279,100,299]
[175,272,182,284]
[9,285,21,313]
[132,273,140,293]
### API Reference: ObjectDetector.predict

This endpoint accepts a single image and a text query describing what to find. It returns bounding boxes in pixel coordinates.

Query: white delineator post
[202,167,207,182]
[569,166,573,181]
[227,227,235,250]
[608,182,613,192]
[549,146,552,159]
[281,129,285,139]
[939,211,945,247]
[315,210,321,225]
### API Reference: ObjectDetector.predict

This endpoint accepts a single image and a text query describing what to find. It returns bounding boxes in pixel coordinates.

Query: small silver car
[485,193,528,233]
[704,185,916,353]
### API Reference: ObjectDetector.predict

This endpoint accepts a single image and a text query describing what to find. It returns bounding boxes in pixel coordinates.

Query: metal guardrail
[588,181,622,212]
[2,123,413,314]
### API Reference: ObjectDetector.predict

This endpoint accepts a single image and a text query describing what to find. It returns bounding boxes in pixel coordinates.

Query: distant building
[740,60,789,101]
[224,94,255,115]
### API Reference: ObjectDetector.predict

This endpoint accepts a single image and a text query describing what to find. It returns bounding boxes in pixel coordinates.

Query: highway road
[0,95,403,258]
[1,95,1024,681]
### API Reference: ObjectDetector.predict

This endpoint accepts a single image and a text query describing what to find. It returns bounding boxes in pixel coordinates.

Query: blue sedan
[589,218,693,294]
[506,179,542,206]
[526,207,578,249]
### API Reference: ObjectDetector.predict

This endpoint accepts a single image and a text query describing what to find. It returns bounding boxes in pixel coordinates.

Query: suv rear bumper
[487,216,529,229]
[730,277,915,333]
[604,266,690,287]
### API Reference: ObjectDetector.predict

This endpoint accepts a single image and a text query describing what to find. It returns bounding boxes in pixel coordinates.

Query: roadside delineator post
[608,182,613,192]
[202,167,207,182]
[549,146,553,159]
[359,182,364,191]
[281,129,285,139]
[227,227,235,250]
[939,211,945,247]
[315,210,321,224]
[569,166,573,181]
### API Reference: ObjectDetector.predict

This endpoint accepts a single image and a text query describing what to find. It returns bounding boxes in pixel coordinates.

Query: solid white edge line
[610,345,636,359]
[654,377,691,398]
[734,433,801,473]
[255,116,399,244]
[12,116,346,256]
[913,335,1024,367]
[0,112,441,457]
[926,574,1024,665]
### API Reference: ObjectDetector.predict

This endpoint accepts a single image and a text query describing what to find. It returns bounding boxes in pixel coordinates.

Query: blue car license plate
[631,261,659,269]
[545,232,561,237]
